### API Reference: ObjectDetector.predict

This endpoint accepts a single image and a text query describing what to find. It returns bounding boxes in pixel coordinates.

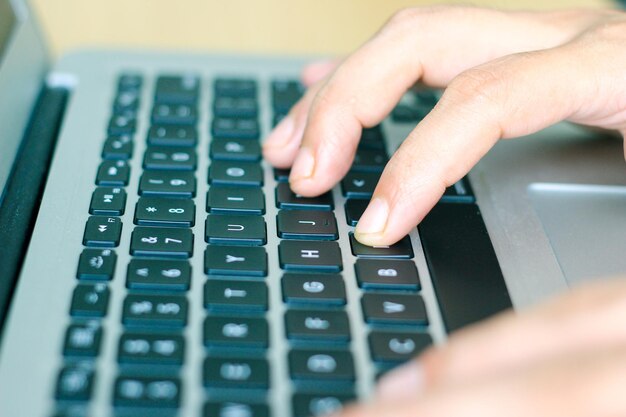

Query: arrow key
[83,216,123,247]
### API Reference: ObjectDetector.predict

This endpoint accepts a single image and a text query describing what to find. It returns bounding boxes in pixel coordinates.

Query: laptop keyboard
[49,71,502,417]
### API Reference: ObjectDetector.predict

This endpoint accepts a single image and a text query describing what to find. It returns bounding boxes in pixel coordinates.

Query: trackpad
[528,184,626,286]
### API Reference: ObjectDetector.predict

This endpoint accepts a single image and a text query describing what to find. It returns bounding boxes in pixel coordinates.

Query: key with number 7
[130,227,193,258]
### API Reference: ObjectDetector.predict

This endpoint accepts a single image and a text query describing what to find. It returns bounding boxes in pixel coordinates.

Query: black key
[277,210,338,240]
[134,197,195,227]
[292,393,355,417]
[130,227,193,258]
[289,349,354,382]
[82,216,122,247]
[147,125,198,147]
[210,138,261,161]
[204,356,269,389]
[276,182,334,211]
[358,136,386,151]
[271,79,304,113]
[414,89,439,106]
[113,89,140,113]
[368,331,432,365]
[285,310,350,343]
[96,160,130,186]
[204,280,268,312]
[139,171,196,198]
[349,233,414,258]
[208,160,263,186]
[151,103,197,125]
[282,273,346,306]
[108,113,136,135]
[442,177,475,203]
[205,401,269,417]
[214,78,257,98]
[77,248,117,281]
[155,74,199,104]
[207,186,265,215]
[118,73,142,91]
[204,315,269,349]
[361,125,383,142]
[355,259,420,290]
[63,322,103,357]
[205,214,266,245]
[113,375,181,408]
[418,202,511,332]
[89,187,126,216]
[102,134,133,160]
[359,126,386,151]
[352,149,388,172]
[214,96,258,118]
[127,259,191,291]
[344,198,368,226]
[55,365,94,402]
[70,283,110,318]
[204,245,267,277]
[122,294,188,328]
[391,104,429,123]
[118,333,185,365]
[361,293,428,326]
[340,172,379,198]
[143,146,197,171]
[274,168,290,182]
[210,187,267,216]
[211,117,260,140]
[279,240,342,272]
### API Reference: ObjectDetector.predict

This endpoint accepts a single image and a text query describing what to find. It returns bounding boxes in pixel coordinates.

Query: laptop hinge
[0,84,69,335]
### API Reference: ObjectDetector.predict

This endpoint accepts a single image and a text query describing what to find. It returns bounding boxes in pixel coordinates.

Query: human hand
[333,278,626,417]
[263,6,626,246]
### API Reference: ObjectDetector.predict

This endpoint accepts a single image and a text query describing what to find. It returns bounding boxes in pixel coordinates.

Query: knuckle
[385,5,488,31]
[446,67,508,108]
[588,18,626,41]
[386,7,425,27]
[384,5,452,32]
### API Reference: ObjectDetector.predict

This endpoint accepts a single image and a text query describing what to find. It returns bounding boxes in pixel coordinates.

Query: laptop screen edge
[0,0,50,204]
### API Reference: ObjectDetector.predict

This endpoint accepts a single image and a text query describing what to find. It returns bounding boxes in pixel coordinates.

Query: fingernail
[289,147,316,181]
[263,115,295,149]
[377,361,425,400]
[355,197,389,235]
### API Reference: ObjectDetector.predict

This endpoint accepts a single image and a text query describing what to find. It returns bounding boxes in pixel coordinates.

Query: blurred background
[32,0,614,58]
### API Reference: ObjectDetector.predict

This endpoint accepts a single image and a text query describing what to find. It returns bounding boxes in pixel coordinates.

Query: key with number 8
[134,197,195,227]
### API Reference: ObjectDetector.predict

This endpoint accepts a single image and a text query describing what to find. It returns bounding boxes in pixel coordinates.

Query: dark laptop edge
[0,84,69,337]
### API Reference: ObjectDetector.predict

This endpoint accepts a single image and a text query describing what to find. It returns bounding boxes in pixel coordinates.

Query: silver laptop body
[0,1,624,416]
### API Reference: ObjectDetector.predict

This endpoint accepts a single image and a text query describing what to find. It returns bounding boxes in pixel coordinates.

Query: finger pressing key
[354,32,626,246]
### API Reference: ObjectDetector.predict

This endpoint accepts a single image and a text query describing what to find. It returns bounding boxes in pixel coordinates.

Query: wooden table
[33,0,613,57]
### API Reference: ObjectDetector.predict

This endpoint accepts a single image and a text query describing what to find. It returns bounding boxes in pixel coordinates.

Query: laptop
[0,1,625,416]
